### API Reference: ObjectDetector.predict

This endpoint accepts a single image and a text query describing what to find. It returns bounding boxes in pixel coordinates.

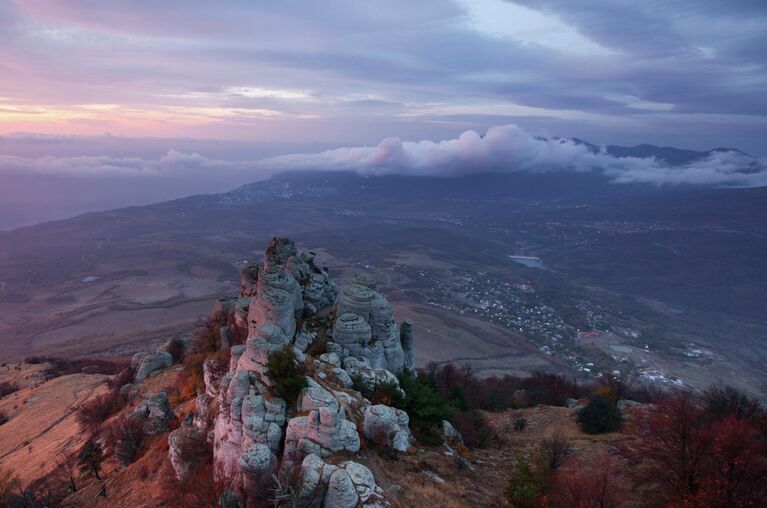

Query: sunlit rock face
[191,237,414,506]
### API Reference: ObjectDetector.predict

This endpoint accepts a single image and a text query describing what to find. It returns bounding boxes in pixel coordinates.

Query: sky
[0,0,766,228]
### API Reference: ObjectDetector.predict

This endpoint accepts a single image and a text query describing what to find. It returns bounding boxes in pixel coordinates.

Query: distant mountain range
[570,138,749,165]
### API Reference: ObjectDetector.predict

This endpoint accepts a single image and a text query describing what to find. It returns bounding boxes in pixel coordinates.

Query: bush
[266,346,308,406]
[548,454,627,508]
[449,409,496,448]
[165,337,186,364]
[702,384,763,422]
[505,452,550,508]
[106,367,134,390]
[77,440,104,480]
[0,381,20,399]
[577,395,623,434]
[76,387,127,433]
[396,371,452,445]
[109,416,144,466]
[541,429,571,470]
[627,393,767,506]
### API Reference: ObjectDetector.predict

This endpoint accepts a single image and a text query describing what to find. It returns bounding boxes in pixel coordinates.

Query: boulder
[169,426,208,481]
[441,419,464,445]
[239,444,277,505]
[133,391,177,435]
[134,351,173,382]
[363,404,411,452]
[284,408,360,463]
[297,379,342,416]
[296,455,382,508]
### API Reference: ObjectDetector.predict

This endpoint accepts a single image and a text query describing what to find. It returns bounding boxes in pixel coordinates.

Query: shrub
[369,380,405,407]
[449,409,496,448]
[165,337,186,364]
[106,367,134,390]
[266,345,308,406]
[548,454,627,508]
[577,395,623,434]
[541,429,571,470]
[627,393,767,506]
[76,387,127,433]
[505,452,550,508]
[702,384,763,422]
[0,381,20,399]
[397,371,451,445]
[77,440,104,480]
[109,416,144,466]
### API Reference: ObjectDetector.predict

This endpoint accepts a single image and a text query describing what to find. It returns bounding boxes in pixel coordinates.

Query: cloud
[1,1,766,154]
[261,124,767,187]
[2,125,764,187]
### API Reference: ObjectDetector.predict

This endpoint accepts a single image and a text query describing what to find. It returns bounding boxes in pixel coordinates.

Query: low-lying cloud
[2,125,765,189]
[261,124,767,187]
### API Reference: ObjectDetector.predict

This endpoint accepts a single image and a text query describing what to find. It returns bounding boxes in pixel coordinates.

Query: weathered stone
[343,357,400,392]
[169,426,208,481]
[441,419,463,445]
[351,272,377,290]
[240,263,260,297]
[363,404,411,452]
[326,468,359,508]
[239,443,277,505]
[298,379,342,416]
[336,283,405,372]
[133,391,177,435]
[241,394,286,453]
[263,237,298,272]
[400,320,415,372]
[284,408,360,463]
[134,351,173,382]
[294,328,317,352]
[249,286,296,339]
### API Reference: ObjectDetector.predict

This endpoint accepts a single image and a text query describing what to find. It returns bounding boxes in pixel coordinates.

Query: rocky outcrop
[240,263,260,297]
[200,238,415,507]
[296,454,383,507]
[133,351,173,382]
[363,404,411,452]
[239,444,277,505]
[400,320,415,372]
[336,283,405,372]
[133,391,177,435]
[169,426,208,481]
[283,407,360,463]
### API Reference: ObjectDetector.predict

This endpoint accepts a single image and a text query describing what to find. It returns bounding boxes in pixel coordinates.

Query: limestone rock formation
[133,351,173,382]
[336,283,405,372]
[239,443,277,504]
[168,426,208,481]
[283,407,360,463]
[197,238,416,507]
[296,454,383,508]
[133,391,177,435]
[363,404,411,452]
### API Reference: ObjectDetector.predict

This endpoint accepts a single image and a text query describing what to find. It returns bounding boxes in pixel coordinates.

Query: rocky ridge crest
[171,238,416,507]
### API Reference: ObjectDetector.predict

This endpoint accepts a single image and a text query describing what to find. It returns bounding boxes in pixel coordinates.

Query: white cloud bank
[261,125,767,187]
[1,125,765,187]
